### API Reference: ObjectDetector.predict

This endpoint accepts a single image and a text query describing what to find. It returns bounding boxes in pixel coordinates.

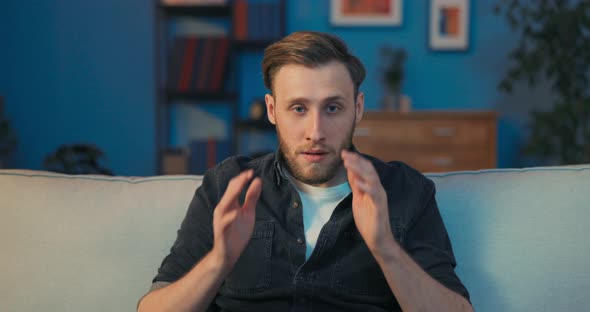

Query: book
[197,37,215,92]
[168,36,229,93]
[177,37,199,92]
[210,37,230,92]
[190,138,230,174]
[233,0,248,40]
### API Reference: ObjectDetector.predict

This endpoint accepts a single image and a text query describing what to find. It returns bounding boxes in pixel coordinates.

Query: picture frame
[429,0,470,50]
[331,0,403,26]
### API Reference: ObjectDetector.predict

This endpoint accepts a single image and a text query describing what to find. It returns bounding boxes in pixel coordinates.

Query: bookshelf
[155,0,285,174]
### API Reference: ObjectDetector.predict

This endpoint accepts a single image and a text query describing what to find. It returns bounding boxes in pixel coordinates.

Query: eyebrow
[286,95,347,106]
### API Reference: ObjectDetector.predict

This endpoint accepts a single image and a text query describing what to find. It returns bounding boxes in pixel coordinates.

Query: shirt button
[292,202,299,208]
[296,237,304,244]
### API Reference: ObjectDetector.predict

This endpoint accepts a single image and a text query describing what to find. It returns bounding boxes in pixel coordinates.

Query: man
[138,31,472,312]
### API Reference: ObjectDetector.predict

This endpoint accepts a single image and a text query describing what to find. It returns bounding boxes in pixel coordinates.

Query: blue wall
[1,1,551,175]
[0,1,155,176]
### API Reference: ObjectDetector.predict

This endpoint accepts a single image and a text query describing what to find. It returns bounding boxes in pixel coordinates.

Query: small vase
[381,92,400,111]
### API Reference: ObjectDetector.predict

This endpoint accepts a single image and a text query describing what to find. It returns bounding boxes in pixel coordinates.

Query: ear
[355,92,364,125]
[265,93,276,125]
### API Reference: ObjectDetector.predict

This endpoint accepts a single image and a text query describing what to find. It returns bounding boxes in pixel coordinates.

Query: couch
[1,164,589,311]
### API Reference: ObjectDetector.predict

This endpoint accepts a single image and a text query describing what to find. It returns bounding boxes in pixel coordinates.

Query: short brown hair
[262,31,366,96]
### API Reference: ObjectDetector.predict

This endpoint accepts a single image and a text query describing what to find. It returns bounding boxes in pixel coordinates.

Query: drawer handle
[433,157,454,167]
[354,127,370,137]
[432,127,455,137]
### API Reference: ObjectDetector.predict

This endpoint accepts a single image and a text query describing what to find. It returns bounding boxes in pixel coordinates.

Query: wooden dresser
[353,111,497,173]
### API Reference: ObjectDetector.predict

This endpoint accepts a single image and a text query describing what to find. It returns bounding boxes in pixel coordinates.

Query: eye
[293,106,306,113]
[326,104,340,113]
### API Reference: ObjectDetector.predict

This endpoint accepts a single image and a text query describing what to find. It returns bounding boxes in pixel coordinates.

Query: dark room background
[0,0,554,176]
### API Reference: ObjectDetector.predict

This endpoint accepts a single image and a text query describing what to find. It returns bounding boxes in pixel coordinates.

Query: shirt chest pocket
[332,226,406,298]
[223,221,274,294]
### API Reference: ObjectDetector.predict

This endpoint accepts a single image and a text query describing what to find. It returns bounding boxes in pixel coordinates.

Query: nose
[306,110,325,143]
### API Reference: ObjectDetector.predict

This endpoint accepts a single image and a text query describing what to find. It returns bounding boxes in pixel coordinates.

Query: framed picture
[331,0,403,26]
[429,0,470,50]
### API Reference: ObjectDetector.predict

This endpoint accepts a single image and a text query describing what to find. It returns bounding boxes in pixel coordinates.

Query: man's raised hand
[211,170,262,273]
[341,150,393,255]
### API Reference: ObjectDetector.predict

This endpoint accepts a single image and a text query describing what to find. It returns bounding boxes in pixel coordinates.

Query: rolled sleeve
[404,178,470,302]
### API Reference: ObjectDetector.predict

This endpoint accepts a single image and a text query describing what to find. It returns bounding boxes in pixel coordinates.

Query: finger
[342,152,370,187]
[342,151,379,185]
[343,156,364,177]
[346,166,367,195]
[355,178,371,193]
[343,153,381,196]
[241,177,262,216]
[219,208,240,228]
[217,170,254,214]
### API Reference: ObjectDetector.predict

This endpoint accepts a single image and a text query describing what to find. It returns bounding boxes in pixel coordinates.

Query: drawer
[354,119,493,148]
[352,111,497,172]
[368,149,495,173]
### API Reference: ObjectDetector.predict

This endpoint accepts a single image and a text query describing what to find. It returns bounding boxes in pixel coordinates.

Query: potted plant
[0,97,17,168]
[495,0,590,164]
[379,45,407,111]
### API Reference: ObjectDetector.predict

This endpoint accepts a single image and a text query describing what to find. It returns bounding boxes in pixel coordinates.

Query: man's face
[265,61,364,187]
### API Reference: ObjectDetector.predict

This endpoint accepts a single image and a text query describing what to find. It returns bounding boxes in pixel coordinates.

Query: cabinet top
[360,110,497,120]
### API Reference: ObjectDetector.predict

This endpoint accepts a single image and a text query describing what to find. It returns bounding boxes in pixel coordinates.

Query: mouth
[301,149,329,162]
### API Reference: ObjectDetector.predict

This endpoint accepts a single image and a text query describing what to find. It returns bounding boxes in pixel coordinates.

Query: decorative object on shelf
[379,45,407,111]
[0,97,17,168]
[495,0,590,165]
[331,0,402,26]
[429,0,470,51]
[398,94,412,113]
[248,98,266,121]
[233,0,283,41]
[43,144,113,175]
[161,148,189,174]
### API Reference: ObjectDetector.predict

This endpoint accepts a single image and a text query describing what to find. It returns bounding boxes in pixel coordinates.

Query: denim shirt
[153,151,470,311]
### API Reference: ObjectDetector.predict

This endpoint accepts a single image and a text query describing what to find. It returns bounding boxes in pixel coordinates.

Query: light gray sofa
[1,165,589,311]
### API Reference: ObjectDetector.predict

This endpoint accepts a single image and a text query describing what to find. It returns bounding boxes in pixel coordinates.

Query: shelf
[165,90,237,102]
[235,119,275,131]
[159,4,231,17]
[155,0,285,174]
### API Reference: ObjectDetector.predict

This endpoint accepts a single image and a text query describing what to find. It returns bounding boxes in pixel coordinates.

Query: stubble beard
[278,120,356,186]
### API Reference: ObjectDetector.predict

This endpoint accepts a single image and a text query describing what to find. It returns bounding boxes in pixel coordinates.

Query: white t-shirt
[289,177,351,259]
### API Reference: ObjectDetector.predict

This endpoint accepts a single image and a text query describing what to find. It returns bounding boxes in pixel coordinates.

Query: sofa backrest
[427,165,590,312]
[1,165,589,311]
[0,170,203,312]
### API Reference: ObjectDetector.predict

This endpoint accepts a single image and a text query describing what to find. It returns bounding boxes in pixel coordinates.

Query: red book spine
[211,38,229,92]
[177,38,198,92]
[234,0,248,40]
[197,37,214,92]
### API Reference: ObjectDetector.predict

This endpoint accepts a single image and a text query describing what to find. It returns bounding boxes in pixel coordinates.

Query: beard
[277,119,356,186]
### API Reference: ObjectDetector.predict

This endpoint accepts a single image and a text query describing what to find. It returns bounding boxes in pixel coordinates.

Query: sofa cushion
[427,165,590,312]
[0,170,202,312]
